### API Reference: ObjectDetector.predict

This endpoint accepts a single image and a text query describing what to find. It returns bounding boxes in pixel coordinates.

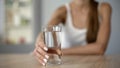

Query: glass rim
[42,25,62,32]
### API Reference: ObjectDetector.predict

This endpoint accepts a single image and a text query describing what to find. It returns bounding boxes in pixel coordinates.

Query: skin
[33,0,112,66]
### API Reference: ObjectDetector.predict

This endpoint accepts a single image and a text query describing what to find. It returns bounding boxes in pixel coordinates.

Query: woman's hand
[33,33,49,66]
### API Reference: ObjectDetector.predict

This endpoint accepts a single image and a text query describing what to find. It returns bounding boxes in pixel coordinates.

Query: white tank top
[61,3,87,49]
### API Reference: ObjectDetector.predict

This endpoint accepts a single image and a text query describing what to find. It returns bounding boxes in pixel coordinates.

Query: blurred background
[0,0,120,54]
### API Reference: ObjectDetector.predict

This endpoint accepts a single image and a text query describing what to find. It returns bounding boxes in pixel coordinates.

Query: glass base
[47,54,62,65]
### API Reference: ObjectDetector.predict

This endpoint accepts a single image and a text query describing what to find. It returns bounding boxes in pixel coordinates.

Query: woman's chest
[71,10,89,29]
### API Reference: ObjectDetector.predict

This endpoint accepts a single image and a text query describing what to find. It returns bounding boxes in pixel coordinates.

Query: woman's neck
[72,0,91,10]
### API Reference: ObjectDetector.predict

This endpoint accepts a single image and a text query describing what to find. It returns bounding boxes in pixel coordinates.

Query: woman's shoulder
[54,5,67,16]
[99,2,112,15]
[50,5,67,24]
[99,2,112,12]
[100,2,111,8]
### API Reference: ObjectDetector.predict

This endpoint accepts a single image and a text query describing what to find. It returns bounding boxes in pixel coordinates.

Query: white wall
[41,0,120,55]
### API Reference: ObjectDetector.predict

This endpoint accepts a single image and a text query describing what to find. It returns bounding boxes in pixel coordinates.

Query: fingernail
[43,59,47,63]
[45,55,49,59]
[44,47,48,51]
[42,63,45,66]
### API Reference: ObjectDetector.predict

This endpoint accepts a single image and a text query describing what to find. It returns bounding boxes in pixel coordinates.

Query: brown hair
[86,1,99,43]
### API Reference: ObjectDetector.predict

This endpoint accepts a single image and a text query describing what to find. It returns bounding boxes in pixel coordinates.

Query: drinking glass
[43,25,62,65]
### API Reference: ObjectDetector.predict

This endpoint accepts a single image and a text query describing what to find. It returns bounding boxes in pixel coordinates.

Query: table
[0,54,120,68]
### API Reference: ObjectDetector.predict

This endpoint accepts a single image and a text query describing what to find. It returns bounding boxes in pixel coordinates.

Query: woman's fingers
[36,41,48,52]
[34,33,50,66]
[36,47,49,59]
[39,42,48,51]
[34,49,48,66]
[35,41,49,59]
[36,56,46,66]
[35,33,48,51]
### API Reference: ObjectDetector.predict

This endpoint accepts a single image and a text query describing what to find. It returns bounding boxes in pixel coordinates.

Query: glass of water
[43,25,62,65]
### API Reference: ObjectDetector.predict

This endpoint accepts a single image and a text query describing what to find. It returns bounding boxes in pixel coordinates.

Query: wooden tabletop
[0,54,120,68]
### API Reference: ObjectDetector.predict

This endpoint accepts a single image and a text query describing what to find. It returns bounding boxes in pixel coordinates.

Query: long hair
[86,1,99,43]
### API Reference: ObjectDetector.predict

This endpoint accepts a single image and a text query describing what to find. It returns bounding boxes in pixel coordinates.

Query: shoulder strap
[65,3,70,12]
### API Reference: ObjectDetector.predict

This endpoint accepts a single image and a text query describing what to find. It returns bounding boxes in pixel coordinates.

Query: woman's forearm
[62,43,105,55]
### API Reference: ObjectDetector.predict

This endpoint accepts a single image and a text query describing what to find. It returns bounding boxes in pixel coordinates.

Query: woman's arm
[62,3,112,55]
[36,6,66,43]
[33,6,66,65]
[47,6,66,26]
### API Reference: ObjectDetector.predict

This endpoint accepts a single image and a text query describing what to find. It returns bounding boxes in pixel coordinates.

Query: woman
[33,0,112,66]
